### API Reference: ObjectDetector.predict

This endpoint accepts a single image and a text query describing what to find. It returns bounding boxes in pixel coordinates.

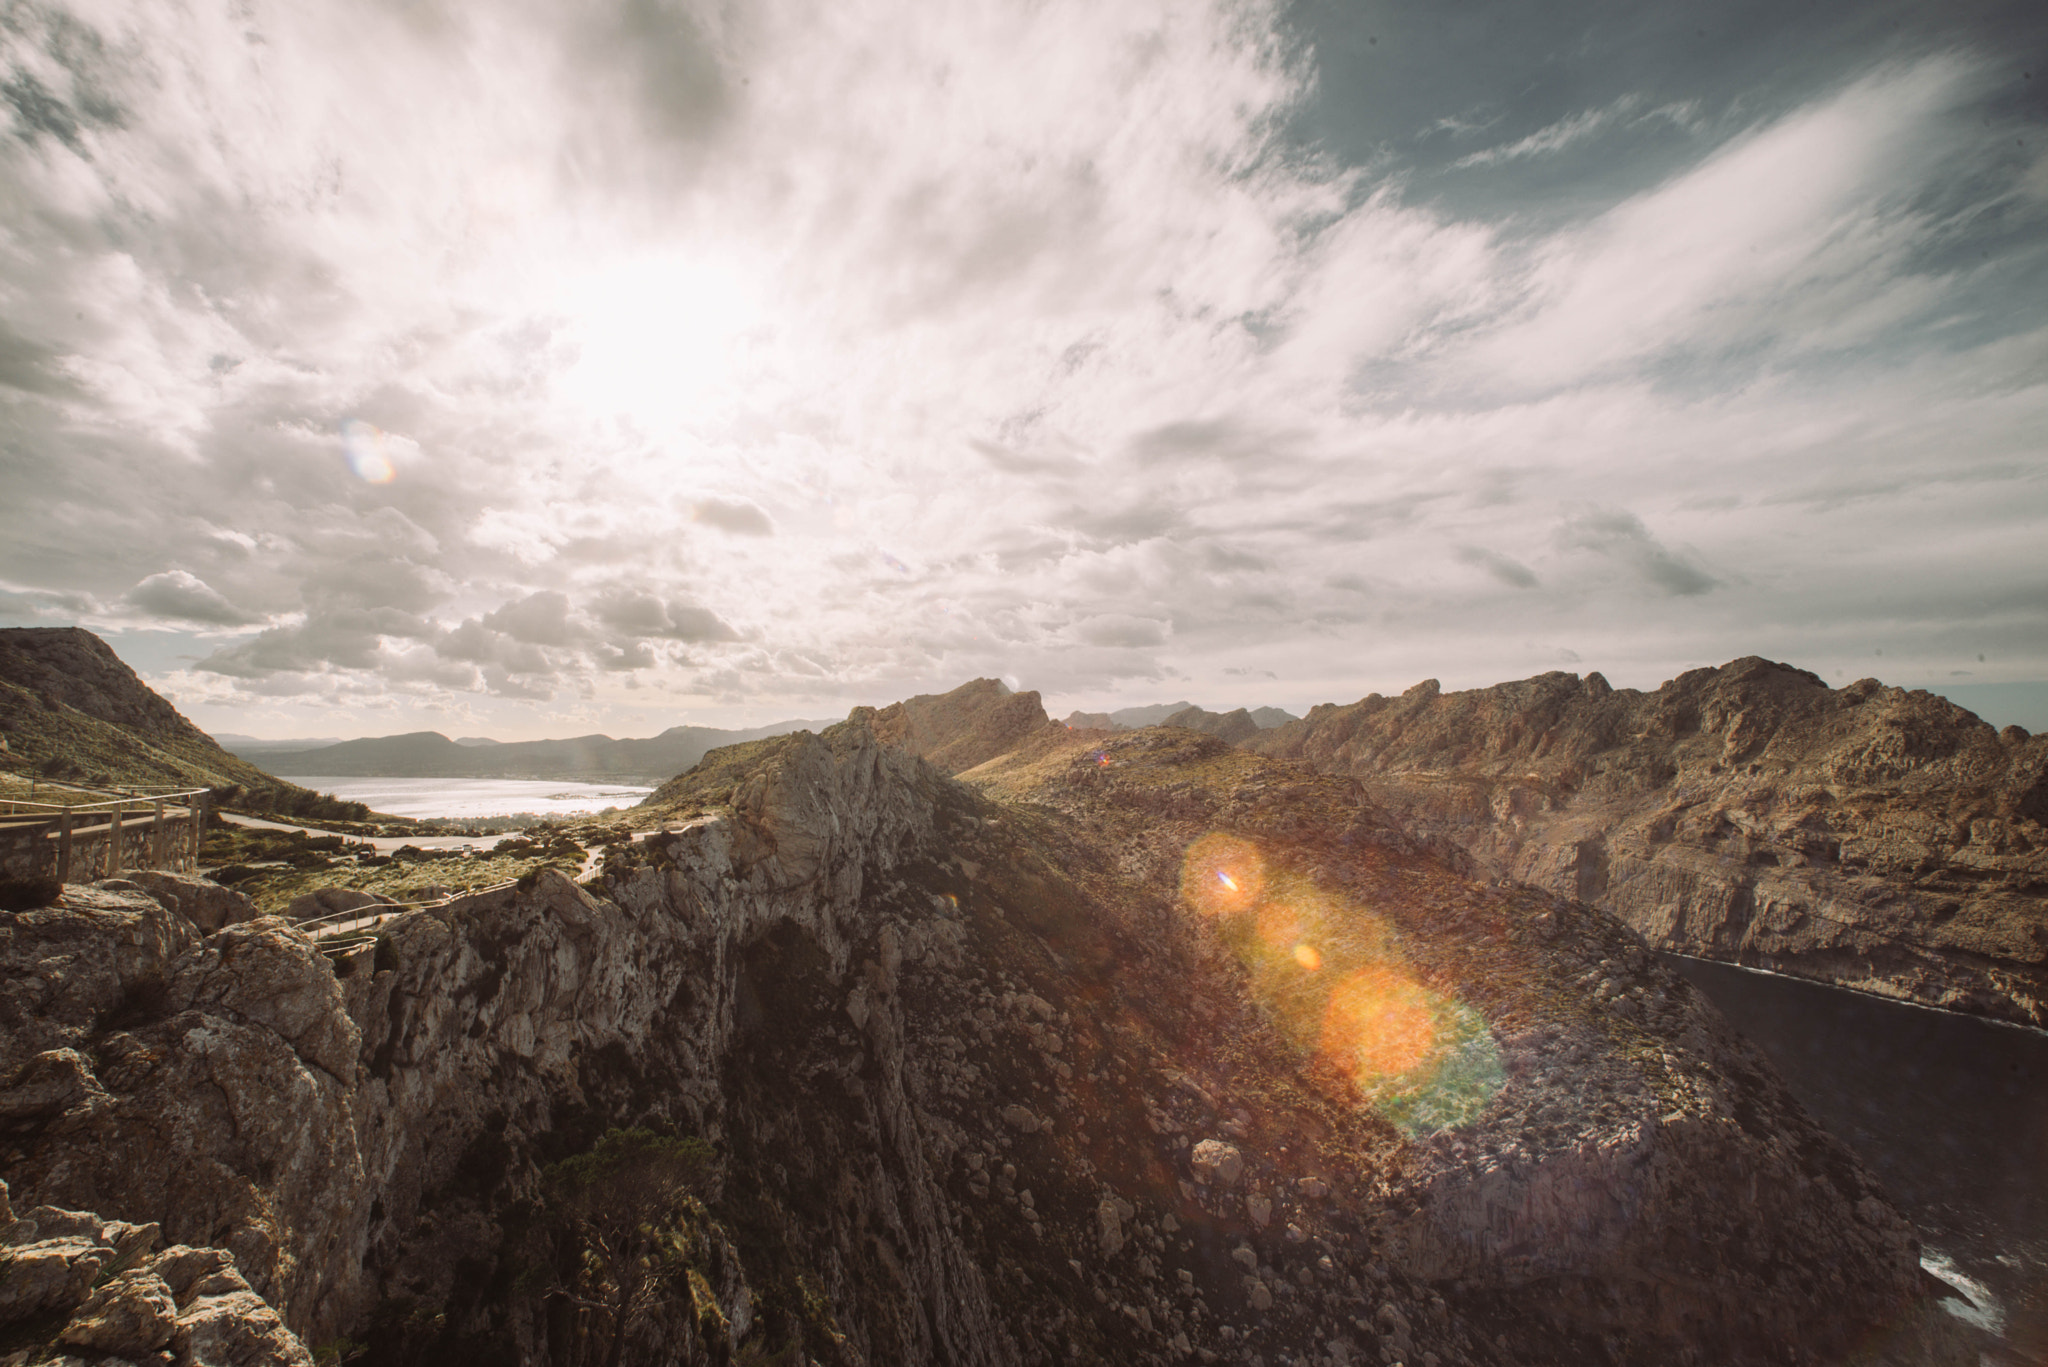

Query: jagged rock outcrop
[2,709,1979,1365]
[1247,658,2048,1028]
[0,1177,311,1364]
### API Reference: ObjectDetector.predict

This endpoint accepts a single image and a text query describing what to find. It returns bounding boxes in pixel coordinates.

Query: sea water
[1669,954,2048,1365]
[275,775,655,820]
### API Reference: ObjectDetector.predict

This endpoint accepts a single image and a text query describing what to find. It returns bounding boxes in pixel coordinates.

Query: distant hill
[250,720,835,783]
[1060,701,1298,731]
[0,627,355,816]
[215,733,347,755]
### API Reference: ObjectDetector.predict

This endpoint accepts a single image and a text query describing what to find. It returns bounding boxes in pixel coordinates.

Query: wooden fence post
[152,799,166,869]
[107,805,122,877]
[192,795,206,870]
[58,809,72,882]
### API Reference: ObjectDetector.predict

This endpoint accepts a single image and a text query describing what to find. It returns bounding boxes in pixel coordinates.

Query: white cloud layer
[1,0,2043,737]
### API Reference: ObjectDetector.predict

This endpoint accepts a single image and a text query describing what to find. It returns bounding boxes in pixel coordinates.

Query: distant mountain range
[239,722,836,782]
[1059,701,1298,732]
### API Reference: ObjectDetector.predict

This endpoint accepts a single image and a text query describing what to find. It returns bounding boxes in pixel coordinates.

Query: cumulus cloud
[482,591,577,646]
[590,589,739,644]
[125,570,264,627]
[689,498,774,536]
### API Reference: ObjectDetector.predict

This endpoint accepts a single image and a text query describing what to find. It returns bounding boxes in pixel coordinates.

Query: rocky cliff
[1245,658,2048,1028]
[1,695,1978,1365]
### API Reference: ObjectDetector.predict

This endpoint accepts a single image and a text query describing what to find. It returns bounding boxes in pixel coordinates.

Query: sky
[1,0,2045,741]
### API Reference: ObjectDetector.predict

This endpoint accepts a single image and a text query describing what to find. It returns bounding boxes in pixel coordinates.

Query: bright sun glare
[554,252,768,428]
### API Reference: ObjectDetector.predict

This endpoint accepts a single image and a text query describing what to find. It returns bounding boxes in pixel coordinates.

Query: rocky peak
[851,677,1052,774]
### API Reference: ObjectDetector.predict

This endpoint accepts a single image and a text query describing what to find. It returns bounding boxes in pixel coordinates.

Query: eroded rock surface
[1248,657,2048,1026]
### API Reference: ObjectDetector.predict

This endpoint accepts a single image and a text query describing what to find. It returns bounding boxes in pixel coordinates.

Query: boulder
[1190,1139,1243,1188]
[127,871,259,933]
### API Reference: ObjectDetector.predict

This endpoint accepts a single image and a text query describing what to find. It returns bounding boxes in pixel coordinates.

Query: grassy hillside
[0,628,374,822]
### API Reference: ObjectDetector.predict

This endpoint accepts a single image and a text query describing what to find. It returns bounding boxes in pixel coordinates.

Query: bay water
[275,775,654,821]
[1670,955,2048,1365]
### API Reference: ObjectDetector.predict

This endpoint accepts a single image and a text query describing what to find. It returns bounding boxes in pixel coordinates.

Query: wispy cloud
[1450,95,1704,169]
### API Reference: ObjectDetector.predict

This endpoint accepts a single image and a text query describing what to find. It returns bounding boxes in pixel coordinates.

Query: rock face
[1247,658,2048,1028]
[0,710,1978,1365]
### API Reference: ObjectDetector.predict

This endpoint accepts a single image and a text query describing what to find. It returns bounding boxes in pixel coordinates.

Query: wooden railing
[0,786,211,882]
[302,879,522,955]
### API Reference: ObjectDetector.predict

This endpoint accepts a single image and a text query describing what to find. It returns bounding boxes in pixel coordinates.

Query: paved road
[218,811,488,852]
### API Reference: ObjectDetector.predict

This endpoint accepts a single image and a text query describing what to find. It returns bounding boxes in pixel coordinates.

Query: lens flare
[1255,899,1303,950]
[1177,829,1507,1136]
[1322,966,1437,1080]
[1179,833,1265,916]
[342,419,396,484]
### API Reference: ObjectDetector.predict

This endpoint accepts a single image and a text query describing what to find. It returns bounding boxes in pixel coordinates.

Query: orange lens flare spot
[1320,967,1436,1081]
[1255,901,1303,949]
[1292,943,1322,971]
[1179,833,1266,916]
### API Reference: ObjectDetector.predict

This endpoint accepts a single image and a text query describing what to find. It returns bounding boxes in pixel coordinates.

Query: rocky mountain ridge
[1244,657,2048,1028]
[238,721,829,784]
[0,680,1978,1364]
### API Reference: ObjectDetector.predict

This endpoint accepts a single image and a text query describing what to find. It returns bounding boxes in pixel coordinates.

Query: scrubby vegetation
[199,823,590,914]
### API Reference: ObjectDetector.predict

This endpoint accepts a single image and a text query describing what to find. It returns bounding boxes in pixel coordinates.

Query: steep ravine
[2,715,1980,1364]
[1247,658,2048,1029]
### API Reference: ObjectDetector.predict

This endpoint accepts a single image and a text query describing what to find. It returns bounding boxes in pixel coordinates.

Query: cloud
[689,498,774,536]
[1452,98,1641,170]
[0,3,2042,733]
[590,589,739,643]
[125,570,264,626]
[1071,614,1171,649]
[482,591,577,646]
[1557,509,1718,597]
[1455,546,1540,589]
[1448,95,1703,170]
[1466,60,1986,391]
